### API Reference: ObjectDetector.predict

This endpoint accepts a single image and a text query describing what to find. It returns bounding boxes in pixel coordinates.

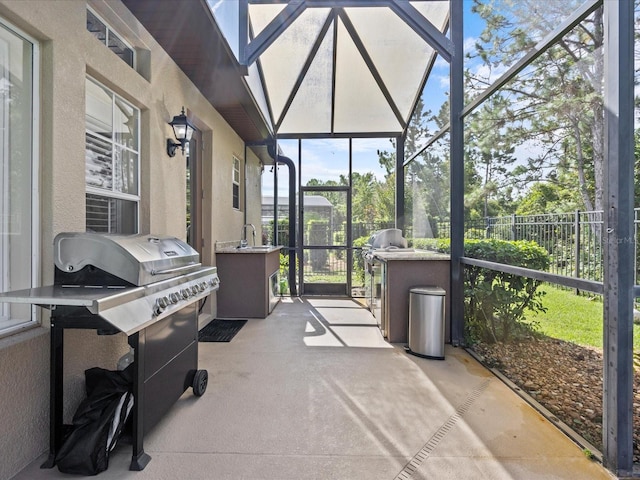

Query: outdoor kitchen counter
[373,250,450,344]
[215,246,282,318]
[372,250,450,261]
[215,246,283,254]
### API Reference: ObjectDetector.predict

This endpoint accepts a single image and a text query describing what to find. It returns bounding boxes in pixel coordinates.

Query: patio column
[449,0,464,346]
[396,133,405,232]
[602,0,634,475]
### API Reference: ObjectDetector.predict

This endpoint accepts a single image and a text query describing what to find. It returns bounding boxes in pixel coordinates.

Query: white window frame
[232,156,241,211]
[86,7,136,69]
[0,18,40,338]
[85,76,140,234]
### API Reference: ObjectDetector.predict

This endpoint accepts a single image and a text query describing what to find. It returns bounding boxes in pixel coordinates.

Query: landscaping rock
[472,337,640,464]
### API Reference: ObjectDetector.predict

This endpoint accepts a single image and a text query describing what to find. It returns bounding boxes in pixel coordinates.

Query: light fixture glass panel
[333,19,398,133]
[278,25,333,134]
[185,124,194,141]
[255,8,330,123]
[346,6,445,121]
[173,123,187,140]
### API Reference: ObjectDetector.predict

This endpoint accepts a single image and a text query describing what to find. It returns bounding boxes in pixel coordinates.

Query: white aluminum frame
[0,17,40,337]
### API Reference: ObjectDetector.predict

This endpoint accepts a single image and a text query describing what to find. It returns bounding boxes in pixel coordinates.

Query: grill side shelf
[0,285,144,313]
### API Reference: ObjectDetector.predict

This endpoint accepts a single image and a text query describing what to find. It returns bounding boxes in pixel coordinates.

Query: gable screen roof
[211,0,450,137]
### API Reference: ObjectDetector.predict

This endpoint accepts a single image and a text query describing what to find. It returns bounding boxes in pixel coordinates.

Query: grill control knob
[181,288,190,299]
[169,292,179,304]
[154,297,168,316]
[191,285,199,295]
[198,282,206,292]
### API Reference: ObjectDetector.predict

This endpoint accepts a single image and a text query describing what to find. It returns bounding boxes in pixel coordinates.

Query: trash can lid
[410,286,446,296]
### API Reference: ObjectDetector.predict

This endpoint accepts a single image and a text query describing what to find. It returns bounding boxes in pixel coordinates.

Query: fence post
[575,210,581,295]
[510,214,516,241]
[635,209,638,287]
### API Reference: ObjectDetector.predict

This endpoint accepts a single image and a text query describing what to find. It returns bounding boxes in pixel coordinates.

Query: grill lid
[54,232,201,286]
[367,228,408,249]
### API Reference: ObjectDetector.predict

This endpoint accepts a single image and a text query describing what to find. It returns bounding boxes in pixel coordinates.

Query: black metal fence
[428,211,612,283]
[265,211,640,286]
[263,220,397,293]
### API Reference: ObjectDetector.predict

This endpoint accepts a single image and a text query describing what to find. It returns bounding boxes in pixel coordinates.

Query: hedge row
[412,238,550,344]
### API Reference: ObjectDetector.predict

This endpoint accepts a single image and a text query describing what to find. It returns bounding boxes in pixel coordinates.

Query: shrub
[307,220,329,271]
[334,227,346,259]
[464,227,487,239]
[264,218,290,246]
[410,237,448,251]
[436,238,550,344]
[279,252,290,294]
[352,235,370,284]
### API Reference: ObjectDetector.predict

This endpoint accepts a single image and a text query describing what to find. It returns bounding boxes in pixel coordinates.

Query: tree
[350,172,385,224]
[515,182,581,215]
[465,94,518,218]
[376,97,450,235]
[304,172,394,235]
[468,1,604,214]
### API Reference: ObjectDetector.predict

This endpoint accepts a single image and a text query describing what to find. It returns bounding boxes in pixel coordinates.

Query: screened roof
[210,1,450,137]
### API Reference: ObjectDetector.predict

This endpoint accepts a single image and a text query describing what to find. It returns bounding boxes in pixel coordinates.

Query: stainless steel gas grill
[0,232,220,471]
[362,229,412,336]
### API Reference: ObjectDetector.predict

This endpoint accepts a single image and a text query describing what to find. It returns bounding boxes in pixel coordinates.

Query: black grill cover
[55,366,133,475]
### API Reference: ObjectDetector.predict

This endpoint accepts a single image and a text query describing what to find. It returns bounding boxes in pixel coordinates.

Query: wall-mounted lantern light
[167,107,195,157]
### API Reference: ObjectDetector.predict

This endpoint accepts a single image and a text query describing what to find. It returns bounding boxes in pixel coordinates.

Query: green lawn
[524,285,640,351]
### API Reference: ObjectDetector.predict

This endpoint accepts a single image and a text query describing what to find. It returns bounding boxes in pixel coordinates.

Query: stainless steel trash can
[408,286,446,360]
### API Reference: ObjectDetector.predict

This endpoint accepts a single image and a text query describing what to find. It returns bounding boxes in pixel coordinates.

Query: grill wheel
[192,369,208,396]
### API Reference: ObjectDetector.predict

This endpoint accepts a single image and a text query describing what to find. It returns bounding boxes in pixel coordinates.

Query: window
[86,8,135,68]
[232,156,241,210]
[0,20,39,335]
[85,78,139,233]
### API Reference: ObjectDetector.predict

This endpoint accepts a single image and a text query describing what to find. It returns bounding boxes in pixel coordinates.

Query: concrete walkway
[13,297,614,479]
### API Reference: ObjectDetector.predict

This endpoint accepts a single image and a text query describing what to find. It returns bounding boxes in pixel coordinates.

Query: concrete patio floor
[13,297,614,480]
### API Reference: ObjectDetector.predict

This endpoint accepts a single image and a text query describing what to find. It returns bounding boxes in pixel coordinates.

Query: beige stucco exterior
[0,1,267,478]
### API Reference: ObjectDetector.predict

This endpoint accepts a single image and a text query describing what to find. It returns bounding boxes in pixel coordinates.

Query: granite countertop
[216,245,283,254]
[373,249,450,261]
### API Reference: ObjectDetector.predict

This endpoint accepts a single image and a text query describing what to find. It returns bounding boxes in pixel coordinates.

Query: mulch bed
[470,337,640,463]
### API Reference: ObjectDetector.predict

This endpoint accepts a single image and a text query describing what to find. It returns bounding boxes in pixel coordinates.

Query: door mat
[198,319,247,342]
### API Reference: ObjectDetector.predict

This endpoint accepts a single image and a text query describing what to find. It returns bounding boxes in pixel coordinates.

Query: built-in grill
[362,228,410,271]
[362,229,410,332]
[0,232,220,471]
[364,228,409,255]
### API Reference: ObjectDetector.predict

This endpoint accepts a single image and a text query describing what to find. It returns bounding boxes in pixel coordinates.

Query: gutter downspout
[268,144,297,296]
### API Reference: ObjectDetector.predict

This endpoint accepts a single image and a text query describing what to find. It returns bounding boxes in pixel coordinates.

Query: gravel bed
[470,337,640,463]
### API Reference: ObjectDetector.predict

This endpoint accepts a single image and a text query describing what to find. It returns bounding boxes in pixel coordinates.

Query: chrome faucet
[241,224,256,247]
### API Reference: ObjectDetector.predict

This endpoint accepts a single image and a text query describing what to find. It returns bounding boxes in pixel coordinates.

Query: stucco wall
[0,1,262,478]
[246,149,265,244]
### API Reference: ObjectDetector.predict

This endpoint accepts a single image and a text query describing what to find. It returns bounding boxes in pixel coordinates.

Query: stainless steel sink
[236,245,278,251]
[380,247,415,252]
